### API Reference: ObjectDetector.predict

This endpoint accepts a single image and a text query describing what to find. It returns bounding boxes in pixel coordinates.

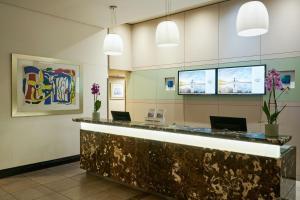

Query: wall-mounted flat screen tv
[217,65,266,95]
[178,69,216,95]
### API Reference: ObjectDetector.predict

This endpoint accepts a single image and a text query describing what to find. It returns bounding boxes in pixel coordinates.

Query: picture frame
[110,83,125,99]
[165,77,175,91]
[12,53,83,117]
[280,70,295,89]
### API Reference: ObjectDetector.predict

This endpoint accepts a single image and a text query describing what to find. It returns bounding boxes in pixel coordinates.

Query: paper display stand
[145,109,165,124]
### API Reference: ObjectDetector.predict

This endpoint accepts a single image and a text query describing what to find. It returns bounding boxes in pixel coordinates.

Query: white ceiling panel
[0,0,223,28]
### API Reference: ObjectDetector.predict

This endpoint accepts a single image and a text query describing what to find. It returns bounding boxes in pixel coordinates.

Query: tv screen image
[217,65,265,95]
[178,69,216,95]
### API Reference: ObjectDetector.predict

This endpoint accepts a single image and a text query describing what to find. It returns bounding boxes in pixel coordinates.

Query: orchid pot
[91,83,101,121]
[262,69,289,137]
[265,124,279,137]
[92,111,100,121]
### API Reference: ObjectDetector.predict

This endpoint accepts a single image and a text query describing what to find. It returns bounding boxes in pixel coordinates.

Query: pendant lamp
[236,1,269,37]
[156,0,180,47]
[103,6,123,56]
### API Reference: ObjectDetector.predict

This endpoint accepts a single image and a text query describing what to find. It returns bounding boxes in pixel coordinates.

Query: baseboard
[0,155,80,179]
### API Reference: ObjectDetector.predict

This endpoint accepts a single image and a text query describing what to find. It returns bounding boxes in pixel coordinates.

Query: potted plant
[262,69,289,136]
[91,83,101,121]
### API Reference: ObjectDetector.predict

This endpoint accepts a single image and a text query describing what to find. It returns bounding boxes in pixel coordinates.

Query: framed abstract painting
[12,54,83,117]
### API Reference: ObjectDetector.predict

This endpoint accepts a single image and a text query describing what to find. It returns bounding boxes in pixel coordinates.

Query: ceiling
[0,0,223,28]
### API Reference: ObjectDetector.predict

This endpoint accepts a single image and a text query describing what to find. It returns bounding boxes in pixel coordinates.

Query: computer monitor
[111,111,131,122]
[210,116,247,131]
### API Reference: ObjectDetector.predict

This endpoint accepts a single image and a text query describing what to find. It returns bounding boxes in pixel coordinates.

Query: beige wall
[0,3,108,170]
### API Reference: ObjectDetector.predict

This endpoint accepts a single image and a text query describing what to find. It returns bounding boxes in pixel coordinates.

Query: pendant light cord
[165,0,172,20]
[110,6,117,29]
[260,35,262,65]
[259,35,263,123]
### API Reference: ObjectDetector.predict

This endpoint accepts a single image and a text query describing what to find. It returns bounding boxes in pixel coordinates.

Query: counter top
[73,118,291,146]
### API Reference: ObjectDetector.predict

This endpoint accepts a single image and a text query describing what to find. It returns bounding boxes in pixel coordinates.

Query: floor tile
[0,175,28,187]
[25,169,65,184]
[48,164,85,178]
[23,169,49,177]
[69,173,100,184]
[35,193,69,200]
[107,185,143,199]
[0,188,16,200]
[139,195,167,200]
[61,179,117,200]
[84,189,147,200]
[1,178,39,193]
[127,193,154,200]
[11,185,54,200]
[43,177,80,193]
[83,192,123,200]
[0,188,7,195]
[0,193,16,200]
[70,161,80,168]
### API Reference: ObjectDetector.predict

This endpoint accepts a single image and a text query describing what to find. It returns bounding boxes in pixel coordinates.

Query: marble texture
[73,118,292,145]
[80,130,296,200]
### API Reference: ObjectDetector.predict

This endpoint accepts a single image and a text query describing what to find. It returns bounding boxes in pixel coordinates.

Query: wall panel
[262,0,300,55]
[219,0,260,60]
[132,20,156,68]
[184,4,219,63]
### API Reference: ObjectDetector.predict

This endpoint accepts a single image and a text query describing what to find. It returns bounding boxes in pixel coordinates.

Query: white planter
[265,124,279,137]
[92,112,100,121]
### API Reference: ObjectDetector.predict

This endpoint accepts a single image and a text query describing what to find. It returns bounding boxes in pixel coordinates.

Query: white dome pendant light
[103,6,123,56]
[236,1,269,37]
[156,0,180,47]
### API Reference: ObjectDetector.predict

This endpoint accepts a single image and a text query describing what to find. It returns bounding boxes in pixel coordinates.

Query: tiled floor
[0,161,299,200]
[0,162,165,200]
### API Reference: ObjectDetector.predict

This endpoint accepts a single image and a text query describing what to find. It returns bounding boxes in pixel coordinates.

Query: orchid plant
[91,83,101,112]
[262,69,289,125]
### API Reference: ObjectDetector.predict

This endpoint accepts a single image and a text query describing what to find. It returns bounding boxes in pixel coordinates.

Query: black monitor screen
[111,111,131,122]
[210,116,247,132]
[217,65,266,95]
[178,69,216,95]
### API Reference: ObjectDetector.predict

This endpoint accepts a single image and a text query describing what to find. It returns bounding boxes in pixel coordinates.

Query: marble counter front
[74,118,296,199]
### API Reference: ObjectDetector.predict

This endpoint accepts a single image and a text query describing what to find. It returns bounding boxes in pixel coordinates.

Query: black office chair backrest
[111,111,131,122]
[210,116,247,131]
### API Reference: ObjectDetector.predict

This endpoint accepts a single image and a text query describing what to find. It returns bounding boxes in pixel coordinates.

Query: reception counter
[73,118,296,199]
